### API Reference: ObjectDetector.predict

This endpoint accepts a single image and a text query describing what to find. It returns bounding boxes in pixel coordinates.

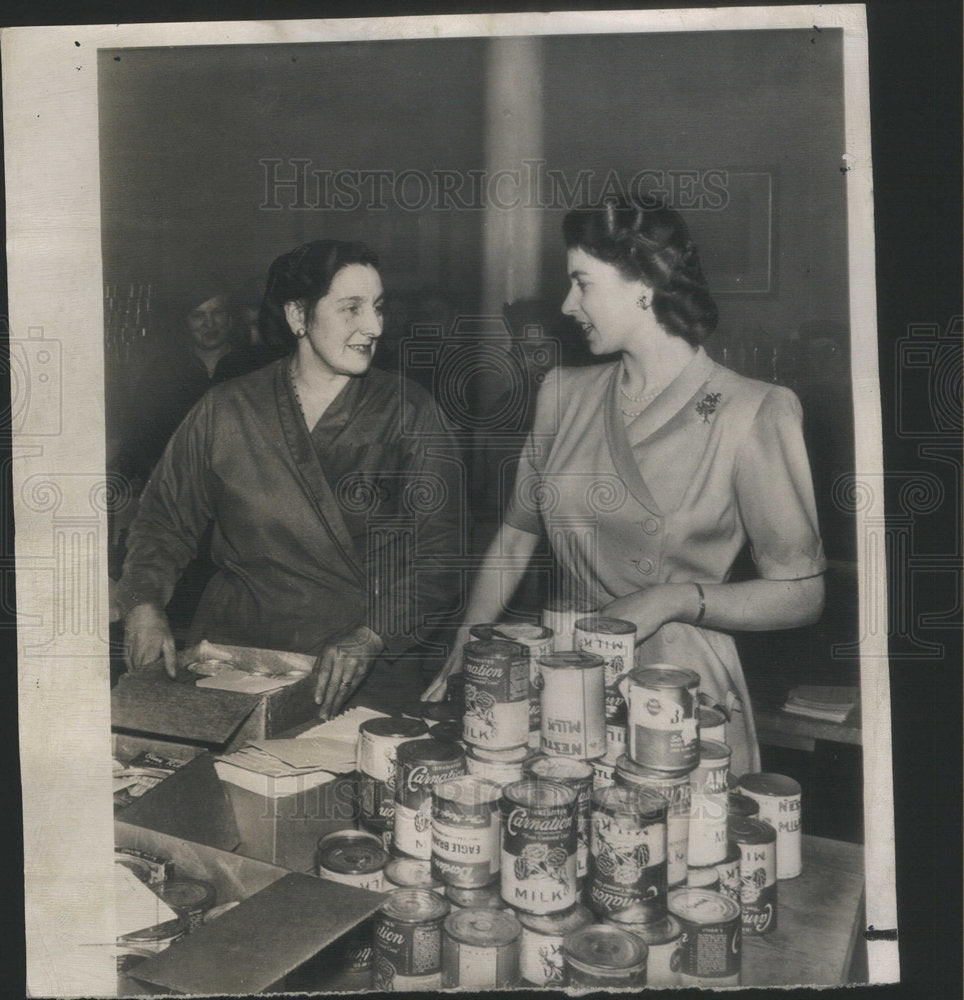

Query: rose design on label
[514,843,570,889]
[539,944,564,985]
[595,834,650,885]
[464,683,496,731]
[414,798,432,834]
[740,865,767,902]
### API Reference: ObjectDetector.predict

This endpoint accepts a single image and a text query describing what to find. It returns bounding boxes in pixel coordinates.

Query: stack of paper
[215,706,388,797]
[782,685,858,723]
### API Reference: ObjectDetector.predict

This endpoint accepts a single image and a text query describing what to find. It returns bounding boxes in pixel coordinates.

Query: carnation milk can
[728,815,778,935]
[523,754,593,884]
[393,739,466,860]
[358,716,429,827]
[462,639,530,751]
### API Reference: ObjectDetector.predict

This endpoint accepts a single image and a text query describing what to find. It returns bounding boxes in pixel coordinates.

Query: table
[742,835,865,986]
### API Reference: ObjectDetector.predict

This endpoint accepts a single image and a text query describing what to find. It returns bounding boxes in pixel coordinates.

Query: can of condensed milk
[728,815,778,935]
[606,914,683,987]
[393,739,466,861]
[538,651,606,760]
[574,615,636,725]
[316,830,388,893]
[620,665,701,771]
[562,924,648,988]
[523,754,593,884]
[358,716,429,827]
[668,887,741,987]
[383,857,446,897]
[373,888,449,991]
[687,740,731,867]
[499,779,578,915]
[517,903,594,987]
[431,775,501,888]
[441,906,521,988]
[737,772,802,879]
[462,639,530,751]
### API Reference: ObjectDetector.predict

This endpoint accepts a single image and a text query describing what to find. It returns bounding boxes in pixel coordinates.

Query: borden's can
[358,717,429,827]
[668,887,741,987]
[562,924,647,988]
[393,739,467,861]
[462,639,530,751]
[538,651,606,760]
[441,906,521,988]
[588,785,668,924]
[738,772,802,880]
[523,755,592,885]
[621,665,701,771]
[373,888,449,991]
[431,776,501,888]
[500,779,578,915]
[728,815,777,935]
[615,754,692,888]
[574,616,636,724]
[687,740,731,867]
[609,914,683,987]
[384,858,446,897]
[316,830,388,893]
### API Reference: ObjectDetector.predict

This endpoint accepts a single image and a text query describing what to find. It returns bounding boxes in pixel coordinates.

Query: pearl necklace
[618,368,662,417]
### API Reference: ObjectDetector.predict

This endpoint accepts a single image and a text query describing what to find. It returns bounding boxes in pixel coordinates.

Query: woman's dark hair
[562,202,718,345]
[258,239,379,350]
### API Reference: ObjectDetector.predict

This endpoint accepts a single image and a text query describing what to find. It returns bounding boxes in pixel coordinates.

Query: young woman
[425,203,825,775]
[117,240,461,719]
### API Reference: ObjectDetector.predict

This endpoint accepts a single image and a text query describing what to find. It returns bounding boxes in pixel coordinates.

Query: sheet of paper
[246,738,356,772]
[113,863,178,937]
[195,670,304,694]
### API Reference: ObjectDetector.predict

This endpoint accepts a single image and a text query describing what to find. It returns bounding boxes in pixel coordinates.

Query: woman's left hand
[601,585,693,642]
[314,625,384,720]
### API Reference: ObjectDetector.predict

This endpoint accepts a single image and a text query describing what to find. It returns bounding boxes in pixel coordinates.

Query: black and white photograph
[2,3,959,997]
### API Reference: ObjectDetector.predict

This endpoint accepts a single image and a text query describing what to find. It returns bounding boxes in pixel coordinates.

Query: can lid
[492,622,552,644]
[433,774,501,808]
[563,925,647,973]
[627,664,701,689]
[608,914,681,947]
[445,881,504,909]
[114,854,153,883]
[501,778,577,810]
[153,877,217,914]
[516,903,594,935]
[428,721,463,744]
[380,887,449,923]
[668,887,741,925]
[573,615,636,636]
[118,913,191,944]
[697,739,732,763]
[523,755,593,784]
[463,638,527,658]
[727,791,760,817]
[445,906,521,947]
[738,771,802,797]
[614,754,691,783]
[395,738,466,766]
[359,715,429,739]
[536,651,605,670]
[727,815,777,845]
[318,836,389,876]
[592,784,668,819]
[697,705,726,727]
[384,858,443,891]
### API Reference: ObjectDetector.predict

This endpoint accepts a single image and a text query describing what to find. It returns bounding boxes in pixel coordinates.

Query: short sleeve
[503,367,560,535]
[735,385,826,580]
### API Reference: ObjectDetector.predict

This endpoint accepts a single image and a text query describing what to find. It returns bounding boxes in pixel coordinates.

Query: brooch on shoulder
[695,392,722,423]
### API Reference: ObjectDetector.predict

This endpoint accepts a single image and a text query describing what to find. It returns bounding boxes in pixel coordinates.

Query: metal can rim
[444,906,521,947]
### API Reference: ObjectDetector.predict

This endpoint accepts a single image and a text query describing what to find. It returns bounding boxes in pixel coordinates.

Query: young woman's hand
[314,625,384,720]
[125,603,177,678]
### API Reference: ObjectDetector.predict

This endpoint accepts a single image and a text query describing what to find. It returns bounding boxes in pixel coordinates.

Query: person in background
[115,240,463,719]
[425,202,825,775]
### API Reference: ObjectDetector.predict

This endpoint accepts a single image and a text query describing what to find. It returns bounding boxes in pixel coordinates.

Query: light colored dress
[505,348,826,775]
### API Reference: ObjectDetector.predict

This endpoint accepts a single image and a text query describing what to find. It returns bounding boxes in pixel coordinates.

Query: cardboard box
[115,821,383,996]
[111,665,319,758]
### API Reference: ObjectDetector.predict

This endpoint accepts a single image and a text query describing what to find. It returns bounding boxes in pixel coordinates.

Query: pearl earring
[296,327,306,338]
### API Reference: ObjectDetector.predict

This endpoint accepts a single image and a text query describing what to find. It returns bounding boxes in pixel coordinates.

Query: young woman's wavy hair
[562,201,718,346]
[258,239,380,350]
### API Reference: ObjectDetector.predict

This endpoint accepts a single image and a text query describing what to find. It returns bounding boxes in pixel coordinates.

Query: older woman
[425,203,825,775]
[116,240,461,718]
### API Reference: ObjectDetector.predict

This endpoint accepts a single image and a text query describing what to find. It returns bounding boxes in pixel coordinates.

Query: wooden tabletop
[742,835,865,986]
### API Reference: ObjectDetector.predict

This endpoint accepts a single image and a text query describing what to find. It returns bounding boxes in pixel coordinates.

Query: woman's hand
[125,603,177,678]
[422,626,471,702]
[601,585,695,643]
[314,625,384,720]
